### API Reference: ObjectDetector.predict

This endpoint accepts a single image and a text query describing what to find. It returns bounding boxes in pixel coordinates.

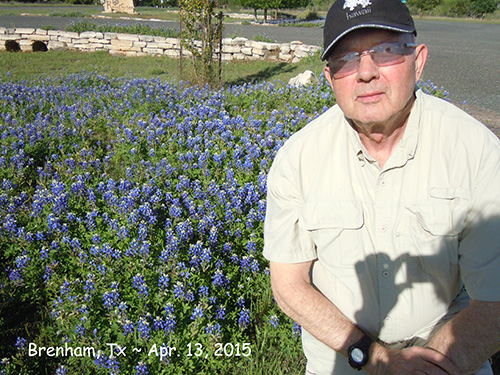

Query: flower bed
[0,73,335,374]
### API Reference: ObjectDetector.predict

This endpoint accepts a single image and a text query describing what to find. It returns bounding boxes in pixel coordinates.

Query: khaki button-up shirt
[264,90,500,374]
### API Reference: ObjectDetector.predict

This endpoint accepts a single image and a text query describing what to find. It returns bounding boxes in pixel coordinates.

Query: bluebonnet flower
[212,270,229,289]
[236,296,245,308]
[164,303,176,334]
[94,352,120,372]
[75,323,86,337]
[191,304,204,320]
[173,281,185,300]
[43,263,55,283]
[117,225,129,240]
[185,289,195,302]
[35,231,45,241]
[122,320,134,336]
[15,337,27,351]
[15,254,30,270]
[102,282,120,309]
[205,322,221,337]
[269,315,279,328]
[292,322,302,337]
[132,273,149,297]
[92,234,101,244]
[137,316,150,340]
[152,316,164,331]
[158,274,169,290]
[199,285,209,297]
[84,274,96,293]
[55,365,69,375]
[8,269,23,286]
[139,241,151,255]
[215,305,226,320]
[238,308,250,329]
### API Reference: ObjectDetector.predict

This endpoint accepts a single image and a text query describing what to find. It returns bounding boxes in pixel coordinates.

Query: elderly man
[263,0,500,374]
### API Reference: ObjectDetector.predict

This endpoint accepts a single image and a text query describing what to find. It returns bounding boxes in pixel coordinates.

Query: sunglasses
[328,42,417,79]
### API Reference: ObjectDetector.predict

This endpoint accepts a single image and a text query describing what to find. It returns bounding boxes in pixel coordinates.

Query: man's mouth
[356,92,384,102]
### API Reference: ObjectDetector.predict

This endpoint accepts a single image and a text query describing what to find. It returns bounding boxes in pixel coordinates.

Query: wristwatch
[348,334,375,371]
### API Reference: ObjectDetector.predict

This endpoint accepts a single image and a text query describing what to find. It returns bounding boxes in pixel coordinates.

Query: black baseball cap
[322,0,416,61]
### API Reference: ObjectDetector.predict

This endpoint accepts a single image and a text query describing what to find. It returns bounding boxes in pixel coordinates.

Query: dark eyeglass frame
[328,42,418,79]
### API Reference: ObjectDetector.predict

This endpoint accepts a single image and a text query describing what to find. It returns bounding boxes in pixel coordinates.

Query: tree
[236,0,311,22]
[439,0,499,17]
[179,0,224,87]
[407,0,441,15]
[470,0,500,17]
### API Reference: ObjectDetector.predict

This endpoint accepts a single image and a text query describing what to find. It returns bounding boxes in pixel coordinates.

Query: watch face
[351,347,365,364]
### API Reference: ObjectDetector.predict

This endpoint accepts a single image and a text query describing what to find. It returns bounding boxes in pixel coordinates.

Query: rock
[288,70,319,87]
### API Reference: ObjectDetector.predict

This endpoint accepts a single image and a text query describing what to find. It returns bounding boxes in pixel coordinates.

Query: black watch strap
[347,334,374,371]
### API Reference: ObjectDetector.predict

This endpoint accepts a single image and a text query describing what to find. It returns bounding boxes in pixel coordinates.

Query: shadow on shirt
[324,212,500,375]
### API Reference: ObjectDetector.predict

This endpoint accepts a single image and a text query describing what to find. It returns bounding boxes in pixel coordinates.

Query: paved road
[1,14,499,122]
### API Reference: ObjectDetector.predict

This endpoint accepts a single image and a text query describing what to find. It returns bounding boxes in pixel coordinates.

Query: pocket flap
[410,204,453,235]
[430,187,470,200]
[299,200,364,230]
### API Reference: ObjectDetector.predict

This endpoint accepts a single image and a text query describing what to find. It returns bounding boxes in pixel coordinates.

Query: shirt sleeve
[459,136,500,301]
[263,147,317,264]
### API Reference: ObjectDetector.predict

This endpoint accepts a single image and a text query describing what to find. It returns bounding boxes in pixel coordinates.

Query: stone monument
[103,0,135,14]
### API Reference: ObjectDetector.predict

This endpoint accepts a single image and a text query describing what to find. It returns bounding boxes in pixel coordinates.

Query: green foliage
[66,20,180,38]
[235,0,311,22]
[179,0,224,88]
[236,0,310,9]
[408,0,500,17]
[407,0,442,13]
[469,0,500,17]
[252,33,276,42]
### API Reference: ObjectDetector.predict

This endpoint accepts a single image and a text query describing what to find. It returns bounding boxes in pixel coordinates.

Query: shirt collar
[345,90,421,169]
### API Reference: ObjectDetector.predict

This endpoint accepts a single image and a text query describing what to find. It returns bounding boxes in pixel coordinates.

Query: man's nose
[356,53,380,82]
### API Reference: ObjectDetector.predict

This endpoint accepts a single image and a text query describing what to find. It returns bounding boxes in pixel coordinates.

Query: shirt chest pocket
[400,187,470,276]
[299,201,365,269]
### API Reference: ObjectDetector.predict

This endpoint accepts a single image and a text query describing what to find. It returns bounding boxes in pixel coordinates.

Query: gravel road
[0,14,498,130]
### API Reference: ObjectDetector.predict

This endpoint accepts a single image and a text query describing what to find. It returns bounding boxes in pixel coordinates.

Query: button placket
[374,172,397,339]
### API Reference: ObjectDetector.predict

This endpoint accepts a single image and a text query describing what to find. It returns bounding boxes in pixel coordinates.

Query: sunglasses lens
[330,42,416,79]
[332,55,358,79]
[373,53,406,67]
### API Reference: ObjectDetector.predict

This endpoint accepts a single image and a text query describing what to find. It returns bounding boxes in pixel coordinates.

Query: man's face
[324,29,427,130]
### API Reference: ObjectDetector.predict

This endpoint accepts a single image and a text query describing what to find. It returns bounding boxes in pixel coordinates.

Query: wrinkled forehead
[332,29,414,55]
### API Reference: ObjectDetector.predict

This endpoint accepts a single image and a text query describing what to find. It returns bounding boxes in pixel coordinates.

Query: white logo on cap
[344,0,372,11]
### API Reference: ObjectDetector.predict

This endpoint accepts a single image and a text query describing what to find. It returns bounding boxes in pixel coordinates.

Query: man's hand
[367,343,461,375]
[426,300,500,374]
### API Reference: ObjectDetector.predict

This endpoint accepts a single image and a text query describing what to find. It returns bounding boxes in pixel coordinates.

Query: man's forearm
[270,261,364,356]
[426,300,500,374]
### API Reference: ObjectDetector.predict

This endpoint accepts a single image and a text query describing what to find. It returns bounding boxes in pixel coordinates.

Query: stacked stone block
[0,27,321,63]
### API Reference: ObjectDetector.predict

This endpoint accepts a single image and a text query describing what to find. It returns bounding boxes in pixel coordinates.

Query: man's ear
[414,44,428,83]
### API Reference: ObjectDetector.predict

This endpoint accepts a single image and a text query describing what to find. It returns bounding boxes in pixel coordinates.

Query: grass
[0,49,325,86]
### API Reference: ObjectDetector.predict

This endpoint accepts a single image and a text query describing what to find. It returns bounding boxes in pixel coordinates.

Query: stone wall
[0,27,321,63]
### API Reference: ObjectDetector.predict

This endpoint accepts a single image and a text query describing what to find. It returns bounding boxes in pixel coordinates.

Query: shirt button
[381,226,387,232]
[382,270,390,278]
[380,180,387,187]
